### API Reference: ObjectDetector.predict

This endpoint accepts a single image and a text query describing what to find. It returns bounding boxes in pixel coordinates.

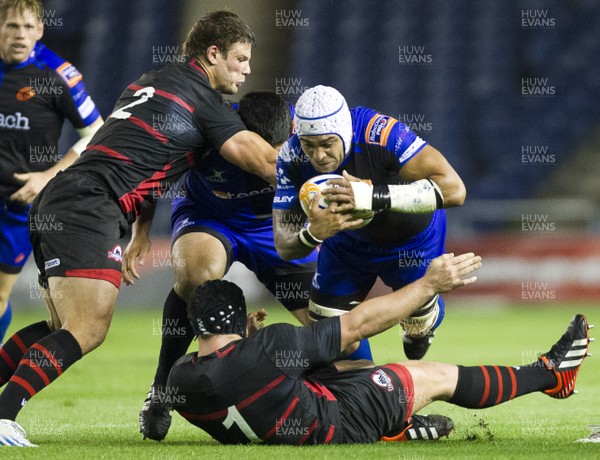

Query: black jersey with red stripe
[167,318,345,445]
[69,58,245,223]
[0,42,101,201]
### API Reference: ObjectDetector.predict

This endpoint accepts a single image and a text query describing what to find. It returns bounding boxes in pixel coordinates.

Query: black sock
[152,288,195,388]
[0,321,52,387]
[0,329,82,420]
[449,363,557,409]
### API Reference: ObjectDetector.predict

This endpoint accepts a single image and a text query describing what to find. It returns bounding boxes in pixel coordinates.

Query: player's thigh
[310,239,377,310]
[171,231,228,299]
[48,276,118,354]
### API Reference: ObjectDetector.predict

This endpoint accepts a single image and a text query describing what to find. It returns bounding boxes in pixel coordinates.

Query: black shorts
[30,170,128,289]
[311,363,414,443]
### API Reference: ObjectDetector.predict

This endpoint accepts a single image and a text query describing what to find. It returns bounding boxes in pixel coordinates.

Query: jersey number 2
[110,87,155,120]
[222,405,262,443]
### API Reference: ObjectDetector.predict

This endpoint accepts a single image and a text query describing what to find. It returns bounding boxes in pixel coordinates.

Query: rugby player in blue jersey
[123,91,318,441]
[0,0,103,344]
[273,86,466,362]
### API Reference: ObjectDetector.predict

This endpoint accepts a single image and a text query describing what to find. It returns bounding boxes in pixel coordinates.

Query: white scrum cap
[294,85,353,155]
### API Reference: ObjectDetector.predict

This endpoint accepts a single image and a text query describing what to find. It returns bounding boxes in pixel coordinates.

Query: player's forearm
[345,278,436,345]
[273,211,316,261]
[339,253,481,350]
[132,203,156,238]
[221,131,277,184]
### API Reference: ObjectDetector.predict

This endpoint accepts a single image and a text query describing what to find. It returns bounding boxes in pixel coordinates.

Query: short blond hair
[0,0,43,23]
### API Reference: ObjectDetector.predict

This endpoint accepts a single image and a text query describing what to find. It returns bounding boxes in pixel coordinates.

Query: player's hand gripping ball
[299,174,374,227]
[298,173,340,214]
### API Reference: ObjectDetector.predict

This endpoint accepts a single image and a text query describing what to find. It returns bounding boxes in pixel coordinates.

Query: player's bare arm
[122,202,156,285]
[338,252,481,351]
[10,118,104,204]
[398,144,466,207]
[273,193,362,261]
[324,145,466,214]
[220,130,277,184]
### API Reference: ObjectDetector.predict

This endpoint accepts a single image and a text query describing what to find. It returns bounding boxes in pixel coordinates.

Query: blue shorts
[0,198,32,274]
[171,197,317,312]
[311,210,447,328]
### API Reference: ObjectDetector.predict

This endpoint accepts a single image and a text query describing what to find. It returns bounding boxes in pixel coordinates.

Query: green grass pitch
[1,303,598,459]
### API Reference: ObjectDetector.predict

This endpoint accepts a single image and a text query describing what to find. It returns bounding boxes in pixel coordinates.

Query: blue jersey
[0,42,101,201]
[183,152,275,227]
[274,107,436,246]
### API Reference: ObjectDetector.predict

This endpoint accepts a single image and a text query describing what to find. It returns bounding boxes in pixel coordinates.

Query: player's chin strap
[308,300,351,322]
[399,294,440,337]
[350,179,444,213]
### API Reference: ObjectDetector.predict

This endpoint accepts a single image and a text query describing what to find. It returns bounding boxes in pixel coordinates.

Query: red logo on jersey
[14,253,26,264]
[107,245,123,263]
[16,86,36,101]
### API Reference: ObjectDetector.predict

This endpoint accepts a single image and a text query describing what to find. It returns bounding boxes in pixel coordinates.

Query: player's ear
[35,21,44,40]
[205,45,219,65]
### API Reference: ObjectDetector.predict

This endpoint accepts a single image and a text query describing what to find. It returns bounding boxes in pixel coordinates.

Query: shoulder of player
[351,106,406,151]
[277,135,304,165]
[33,43,83,88]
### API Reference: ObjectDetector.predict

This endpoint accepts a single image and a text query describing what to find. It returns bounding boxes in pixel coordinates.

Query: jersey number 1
[110,87,155,120]
[222,405,262,443]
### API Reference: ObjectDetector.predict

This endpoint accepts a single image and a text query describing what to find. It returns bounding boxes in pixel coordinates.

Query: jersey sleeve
[192,92,246,150]
[358,107,428,167]
[272,140,299,211]
[259,318,342,378]
[36,44,101,129]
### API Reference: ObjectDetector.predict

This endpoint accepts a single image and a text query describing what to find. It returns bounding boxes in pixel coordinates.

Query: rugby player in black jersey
[0,0,102,348]
[168,254,591,445]
[0,10,277,447]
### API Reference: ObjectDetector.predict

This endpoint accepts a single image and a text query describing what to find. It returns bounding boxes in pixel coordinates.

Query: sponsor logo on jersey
[77,96,96,120]
[370,369,395,392]
[205,169,227,183]
[16,86,36,101]
[366,114,397,146]
[273,195,294,203]
[0,112,30,130]
[277,167,291,185]
[44,258,61,270]
[212,185,275,200]
[107,245,123,263]
[57,61,82,88]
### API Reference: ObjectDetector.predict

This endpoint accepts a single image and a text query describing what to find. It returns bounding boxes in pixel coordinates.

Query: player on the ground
[0,10,278,447]
[273,85,466,361]
[124,91,317,441]
[0,0,103,344]
[167,256,592,445]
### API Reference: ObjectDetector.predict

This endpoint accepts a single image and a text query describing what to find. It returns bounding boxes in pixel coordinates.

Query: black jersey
[69,58,246,223]
[0,42,101,201]
[168,318,346,445]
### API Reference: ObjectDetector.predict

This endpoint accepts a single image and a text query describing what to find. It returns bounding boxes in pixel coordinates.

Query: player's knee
[63,310,112,354]
[175,265,222,300]
[400,361,457,400]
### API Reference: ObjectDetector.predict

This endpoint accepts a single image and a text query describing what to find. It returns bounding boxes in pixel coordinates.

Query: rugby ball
[299,174,341,214]
[299,174,374,228]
